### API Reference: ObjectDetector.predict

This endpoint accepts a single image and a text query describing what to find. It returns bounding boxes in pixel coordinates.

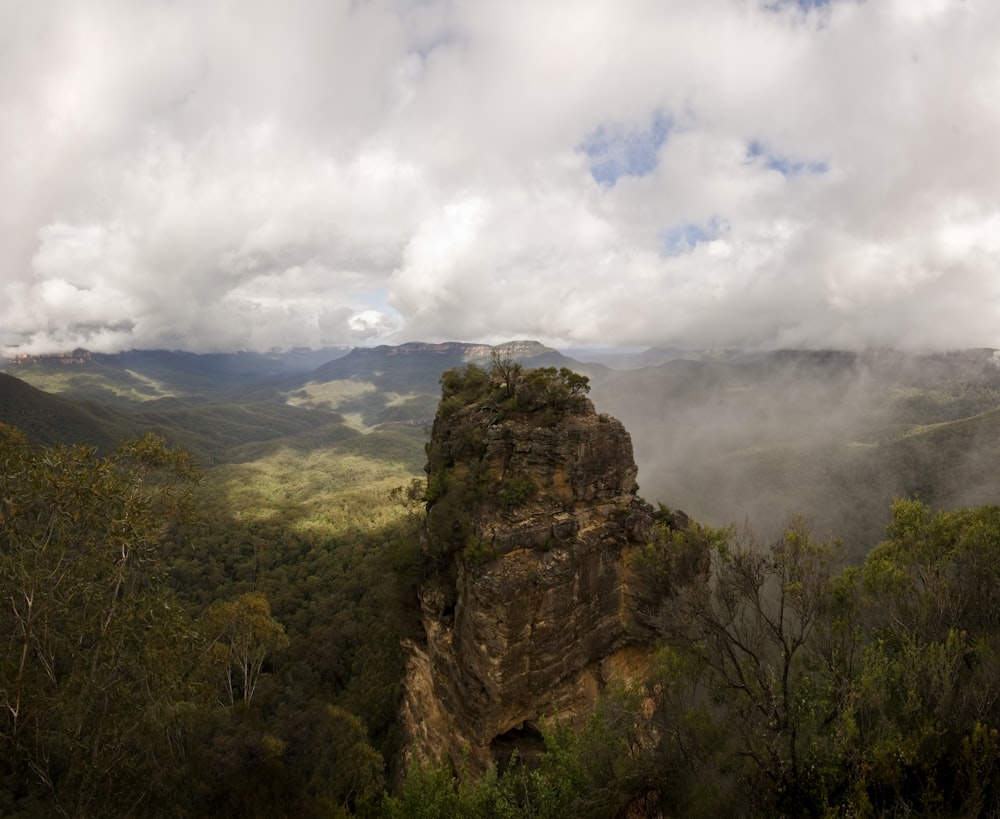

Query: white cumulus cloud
[2,0,1000,353]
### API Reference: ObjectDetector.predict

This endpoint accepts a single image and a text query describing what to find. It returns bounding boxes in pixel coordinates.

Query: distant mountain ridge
[300,339,578,388]
[2,347,352,408]
[3,345,350,378]
[6,341,1000,556]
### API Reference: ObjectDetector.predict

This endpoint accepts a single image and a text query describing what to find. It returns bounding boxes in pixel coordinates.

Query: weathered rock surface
[400,373,702,771]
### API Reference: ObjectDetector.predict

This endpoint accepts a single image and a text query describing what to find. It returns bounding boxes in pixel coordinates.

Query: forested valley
[4,344,1000,817]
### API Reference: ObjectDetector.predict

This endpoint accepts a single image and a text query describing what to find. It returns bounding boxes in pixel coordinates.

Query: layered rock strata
[400,372,699,771]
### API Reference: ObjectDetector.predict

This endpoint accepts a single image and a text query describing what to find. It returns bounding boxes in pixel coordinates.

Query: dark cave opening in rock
[490,721,548,773]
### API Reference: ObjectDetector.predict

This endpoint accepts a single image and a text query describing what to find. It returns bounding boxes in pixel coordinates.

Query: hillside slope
[6,343,1000,555]
[0,372,137,450]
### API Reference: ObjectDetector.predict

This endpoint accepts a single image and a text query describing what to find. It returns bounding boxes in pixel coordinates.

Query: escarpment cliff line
[400,360,704,771]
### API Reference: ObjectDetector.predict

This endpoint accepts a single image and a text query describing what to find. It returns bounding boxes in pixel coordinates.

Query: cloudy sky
[2,0,999,354]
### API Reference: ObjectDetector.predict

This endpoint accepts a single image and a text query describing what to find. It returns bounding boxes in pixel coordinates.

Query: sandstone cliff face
[401,368,698,771]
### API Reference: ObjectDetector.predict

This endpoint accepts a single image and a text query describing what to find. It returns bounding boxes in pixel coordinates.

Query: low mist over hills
[6,340,1000,815]
[5,341,1000,556]
[590,347,1000,553]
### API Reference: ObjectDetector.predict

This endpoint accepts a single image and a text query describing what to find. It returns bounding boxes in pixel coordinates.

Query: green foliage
[0,372,137,451]
[440,363,490,404]
[656,520,845,815]
[415,501,1000,819]
[632,514,727,585]
[424,470,446,504]
[385,759,522,819]
[395,505,1000,817]
[844,500,1000,815]
[497,476,537,509]
[423,464,480,562]
[13,347,1000,816]
[518,367,590,414]
[436,361,591,425]
[0,379,427,816]
[162,431,426,813]
[295,705,386,817]
[200,592,290,707]
[424,360,593,571]
[0,425,204,817]
[463,534,498,567]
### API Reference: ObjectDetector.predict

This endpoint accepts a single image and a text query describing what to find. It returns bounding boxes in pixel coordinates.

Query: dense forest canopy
[3,348,1000,816]
[0,424,415,817]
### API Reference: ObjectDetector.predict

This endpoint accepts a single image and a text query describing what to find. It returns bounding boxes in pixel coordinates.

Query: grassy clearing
[285,379,377,409]
[203,445,422,527]
[340,411,373,433]
[121,369,177,400]
[6,366,177,404]
[383,390,422,407]
[4,369,126,397]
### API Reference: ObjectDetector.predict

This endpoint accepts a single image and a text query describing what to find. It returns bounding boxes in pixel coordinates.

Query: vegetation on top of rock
[12,344,1000,816]
[438,349,591,424]
[420,353,597,566]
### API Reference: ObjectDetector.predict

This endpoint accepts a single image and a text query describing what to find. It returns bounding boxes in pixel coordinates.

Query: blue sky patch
[763,0,833,11]
[658,217,725,256]
[761,0,837,29]
[747,140,829,177]
[581,112,671,187]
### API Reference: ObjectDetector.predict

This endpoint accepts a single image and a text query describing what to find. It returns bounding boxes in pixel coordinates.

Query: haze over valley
[7,340,1000,558]
[4,0,1000,814]
[5,339,1000,814]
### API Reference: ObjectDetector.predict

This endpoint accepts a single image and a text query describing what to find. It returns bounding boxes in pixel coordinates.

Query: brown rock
[401,368,703,772]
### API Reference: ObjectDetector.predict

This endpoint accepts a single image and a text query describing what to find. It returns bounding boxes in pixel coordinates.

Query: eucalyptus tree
[0,425,204,817]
